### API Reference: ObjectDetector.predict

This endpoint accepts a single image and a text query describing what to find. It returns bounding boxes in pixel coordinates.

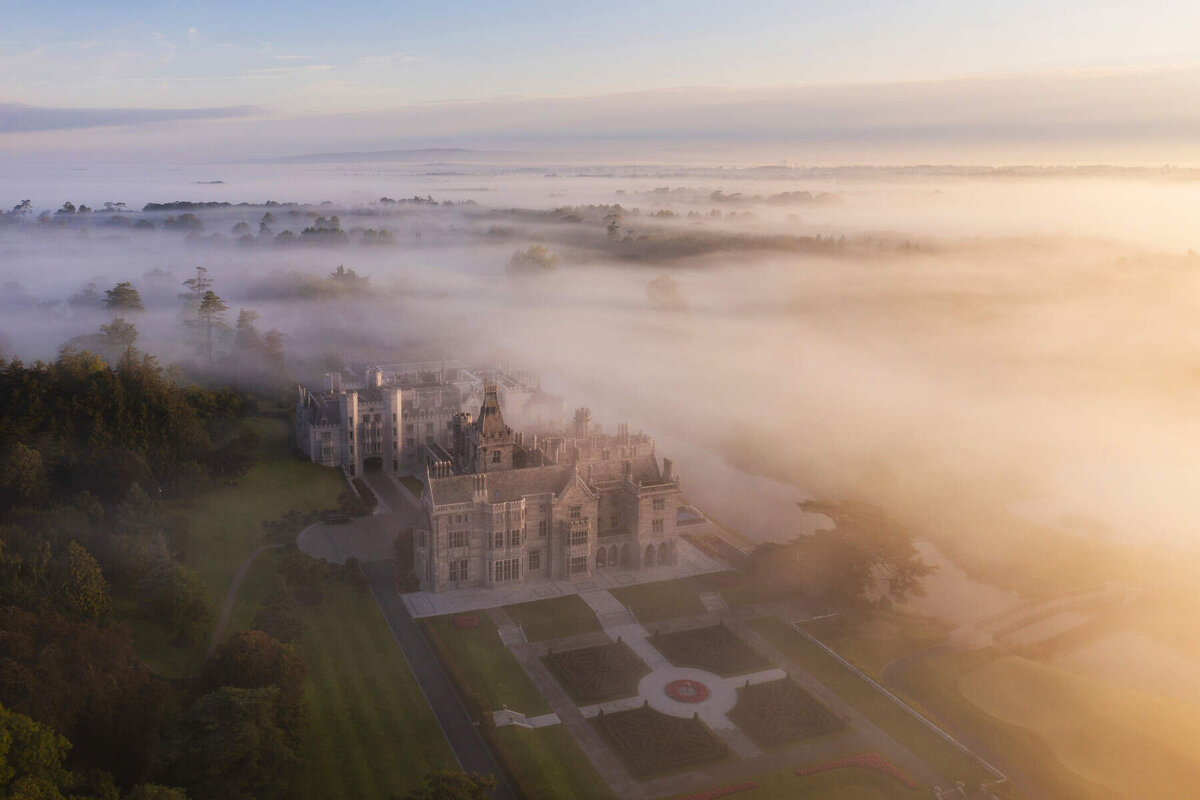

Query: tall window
[610,514,620,529]
[508,529,521,547]
[569,505,582,519]
[494,531,504,548]
[492,450,501,463]
[569,555,587,575]
[652,498,665,511]
[449,531,466,548]
[494,558,520,582]
[449,559,469,581]
[570,528,588,546]
[528,549,540,570]
[538,520,547,537]
[652,519,664,533]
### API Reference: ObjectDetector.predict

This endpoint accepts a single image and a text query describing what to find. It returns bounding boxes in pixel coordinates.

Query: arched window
[597,548,607,568]
[609,545,619,567]
[644,544,655,567]
[658,542,669,565]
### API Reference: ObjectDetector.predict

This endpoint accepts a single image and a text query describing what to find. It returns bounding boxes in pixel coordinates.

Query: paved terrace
[403,538,729,618]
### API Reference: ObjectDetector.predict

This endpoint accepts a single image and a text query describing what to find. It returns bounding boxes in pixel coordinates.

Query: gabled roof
[477,383,511,440]
[428,464,575,505]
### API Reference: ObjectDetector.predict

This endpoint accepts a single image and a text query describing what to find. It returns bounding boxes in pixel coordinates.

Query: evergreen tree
[104,282,144,312]
[195,290,228,367]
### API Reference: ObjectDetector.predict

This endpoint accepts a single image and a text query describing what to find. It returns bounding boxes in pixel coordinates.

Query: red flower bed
[453,614,480,629]
[795,752,917,788]
[674,780,757,800]
[665,678,711,703]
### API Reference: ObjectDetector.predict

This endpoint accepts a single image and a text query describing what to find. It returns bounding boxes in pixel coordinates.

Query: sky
[3,1,1200,161]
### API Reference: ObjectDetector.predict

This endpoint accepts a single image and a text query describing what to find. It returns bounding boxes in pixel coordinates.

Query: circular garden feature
[664,678,711,704]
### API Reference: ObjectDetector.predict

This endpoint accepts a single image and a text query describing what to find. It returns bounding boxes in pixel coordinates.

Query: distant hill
[249,148,530,164]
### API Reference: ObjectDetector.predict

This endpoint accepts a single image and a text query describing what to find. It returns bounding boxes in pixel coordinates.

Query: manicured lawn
[610,577,707,623]
[503,594,601,641]
[491,725,615,800]
[295,577,456,800]
[955,654,1200,800]
[809,611,948,678]
[422,613,551,715]
[119,416,343,678]
[672,765,928,800]
[175,416,344,611]
[747,617,992,787]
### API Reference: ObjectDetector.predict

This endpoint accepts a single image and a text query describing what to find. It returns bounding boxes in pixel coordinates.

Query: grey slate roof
[428,464,575,505]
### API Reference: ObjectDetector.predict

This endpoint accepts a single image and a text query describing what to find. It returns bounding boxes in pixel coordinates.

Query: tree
[261,330,285,373]
[505,245,560,275]
[0,703,75,800]
[156,564,211,642]
[394,770,497,800]
[68,282,103,310]
[98,317,138,352]
[57,201,76,215]
[203,631,306,704]
[59,542,111,621]
[104,282,144,312]
[126,784,190,800]
[1,443,45,502]
[231,221,251,235]
[234,310,261,352]
[252,578,305,644]
[178,266,212,312]
[195,290,228,366]
[746,500,933,612]
[152,687,300,800]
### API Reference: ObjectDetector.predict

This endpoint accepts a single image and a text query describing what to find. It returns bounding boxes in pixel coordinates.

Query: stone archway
[597,548,608,568]
[644,544,655,567]
[608,544,619,568]
[658,542,669,565]
[620,543,631,566]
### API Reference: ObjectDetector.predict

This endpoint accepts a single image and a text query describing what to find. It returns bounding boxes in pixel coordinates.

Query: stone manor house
[296,363,706,592]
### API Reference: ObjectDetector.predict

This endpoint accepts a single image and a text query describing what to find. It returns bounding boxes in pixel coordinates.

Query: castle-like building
[414,394,685,592]
[294,361,563,476]
[297,363,701,593]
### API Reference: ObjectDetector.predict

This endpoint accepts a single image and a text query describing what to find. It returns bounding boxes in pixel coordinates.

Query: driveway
[297,472,424,565]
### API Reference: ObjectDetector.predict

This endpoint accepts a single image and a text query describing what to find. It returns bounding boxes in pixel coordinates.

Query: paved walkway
[403,538,729,618]
[206,543,281,658]
[362,560,515,800]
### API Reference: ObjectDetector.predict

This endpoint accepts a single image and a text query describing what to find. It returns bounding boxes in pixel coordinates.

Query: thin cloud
[0,103,260,133]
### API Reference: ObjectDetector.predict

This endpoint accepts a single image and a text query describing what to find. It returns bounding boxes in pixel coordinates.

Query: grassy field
[672,765,928,800]
[293,577,456,800]
[747,617,993,787]
[808,610,948,678]
[422,613,551,715]
[399,475,425,499]
[175,416,344,610]
[503,594,601,641]
[956,654,1200,800]
[491,725,615,800]
[610,577,707,623]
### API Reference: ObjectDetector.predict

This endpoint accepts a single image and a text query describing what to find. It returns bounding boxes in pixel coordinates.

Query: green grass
[671,765,928,800]
[175,416,344,611]
[609,577,707,623]
[747,617,993,787]
[811,611,948,678]
[503,594,602,641]
[119,416,343,678]
[491,726,615,800]
[399,475,425,499]
[422,614,551,715]
[295,577,456,800]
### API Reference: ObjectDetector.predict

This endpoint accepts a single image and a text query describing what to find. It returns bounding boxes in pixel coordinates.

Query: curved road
[206,543,282,658]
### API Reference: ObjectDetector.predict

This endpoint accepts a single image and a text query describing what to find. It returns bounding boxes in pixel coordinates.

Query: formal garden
[544,639,651,704]
[595,705,729,779]
[727,678,844,748]
[651,622,772,677]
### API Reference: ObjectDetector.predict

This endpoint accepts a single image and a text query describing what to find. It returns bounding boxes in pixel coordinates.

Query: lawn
[956,654,1200,800]
[491,725,615,800]
[672,764,928,800]
[175,416,344,611]
[119,416,344,678]
[808,610,948,678]
[503,594,602,641]
[747,617,993,787]
[421,613,551,715]
[609,577,707,623]
[295,577,456,800]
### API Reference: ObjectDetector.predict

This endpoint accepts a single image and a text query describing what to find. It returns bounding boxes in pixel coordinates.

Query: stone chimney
[473,473,488,500]
[326,371,343,392]
[662,458,673,482]
[365,367,383,388]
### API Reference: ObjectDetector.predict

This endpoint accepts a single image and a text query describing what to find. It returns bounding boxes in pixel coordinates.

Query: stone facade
[295,360,563,475]
[413,387,688,593]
